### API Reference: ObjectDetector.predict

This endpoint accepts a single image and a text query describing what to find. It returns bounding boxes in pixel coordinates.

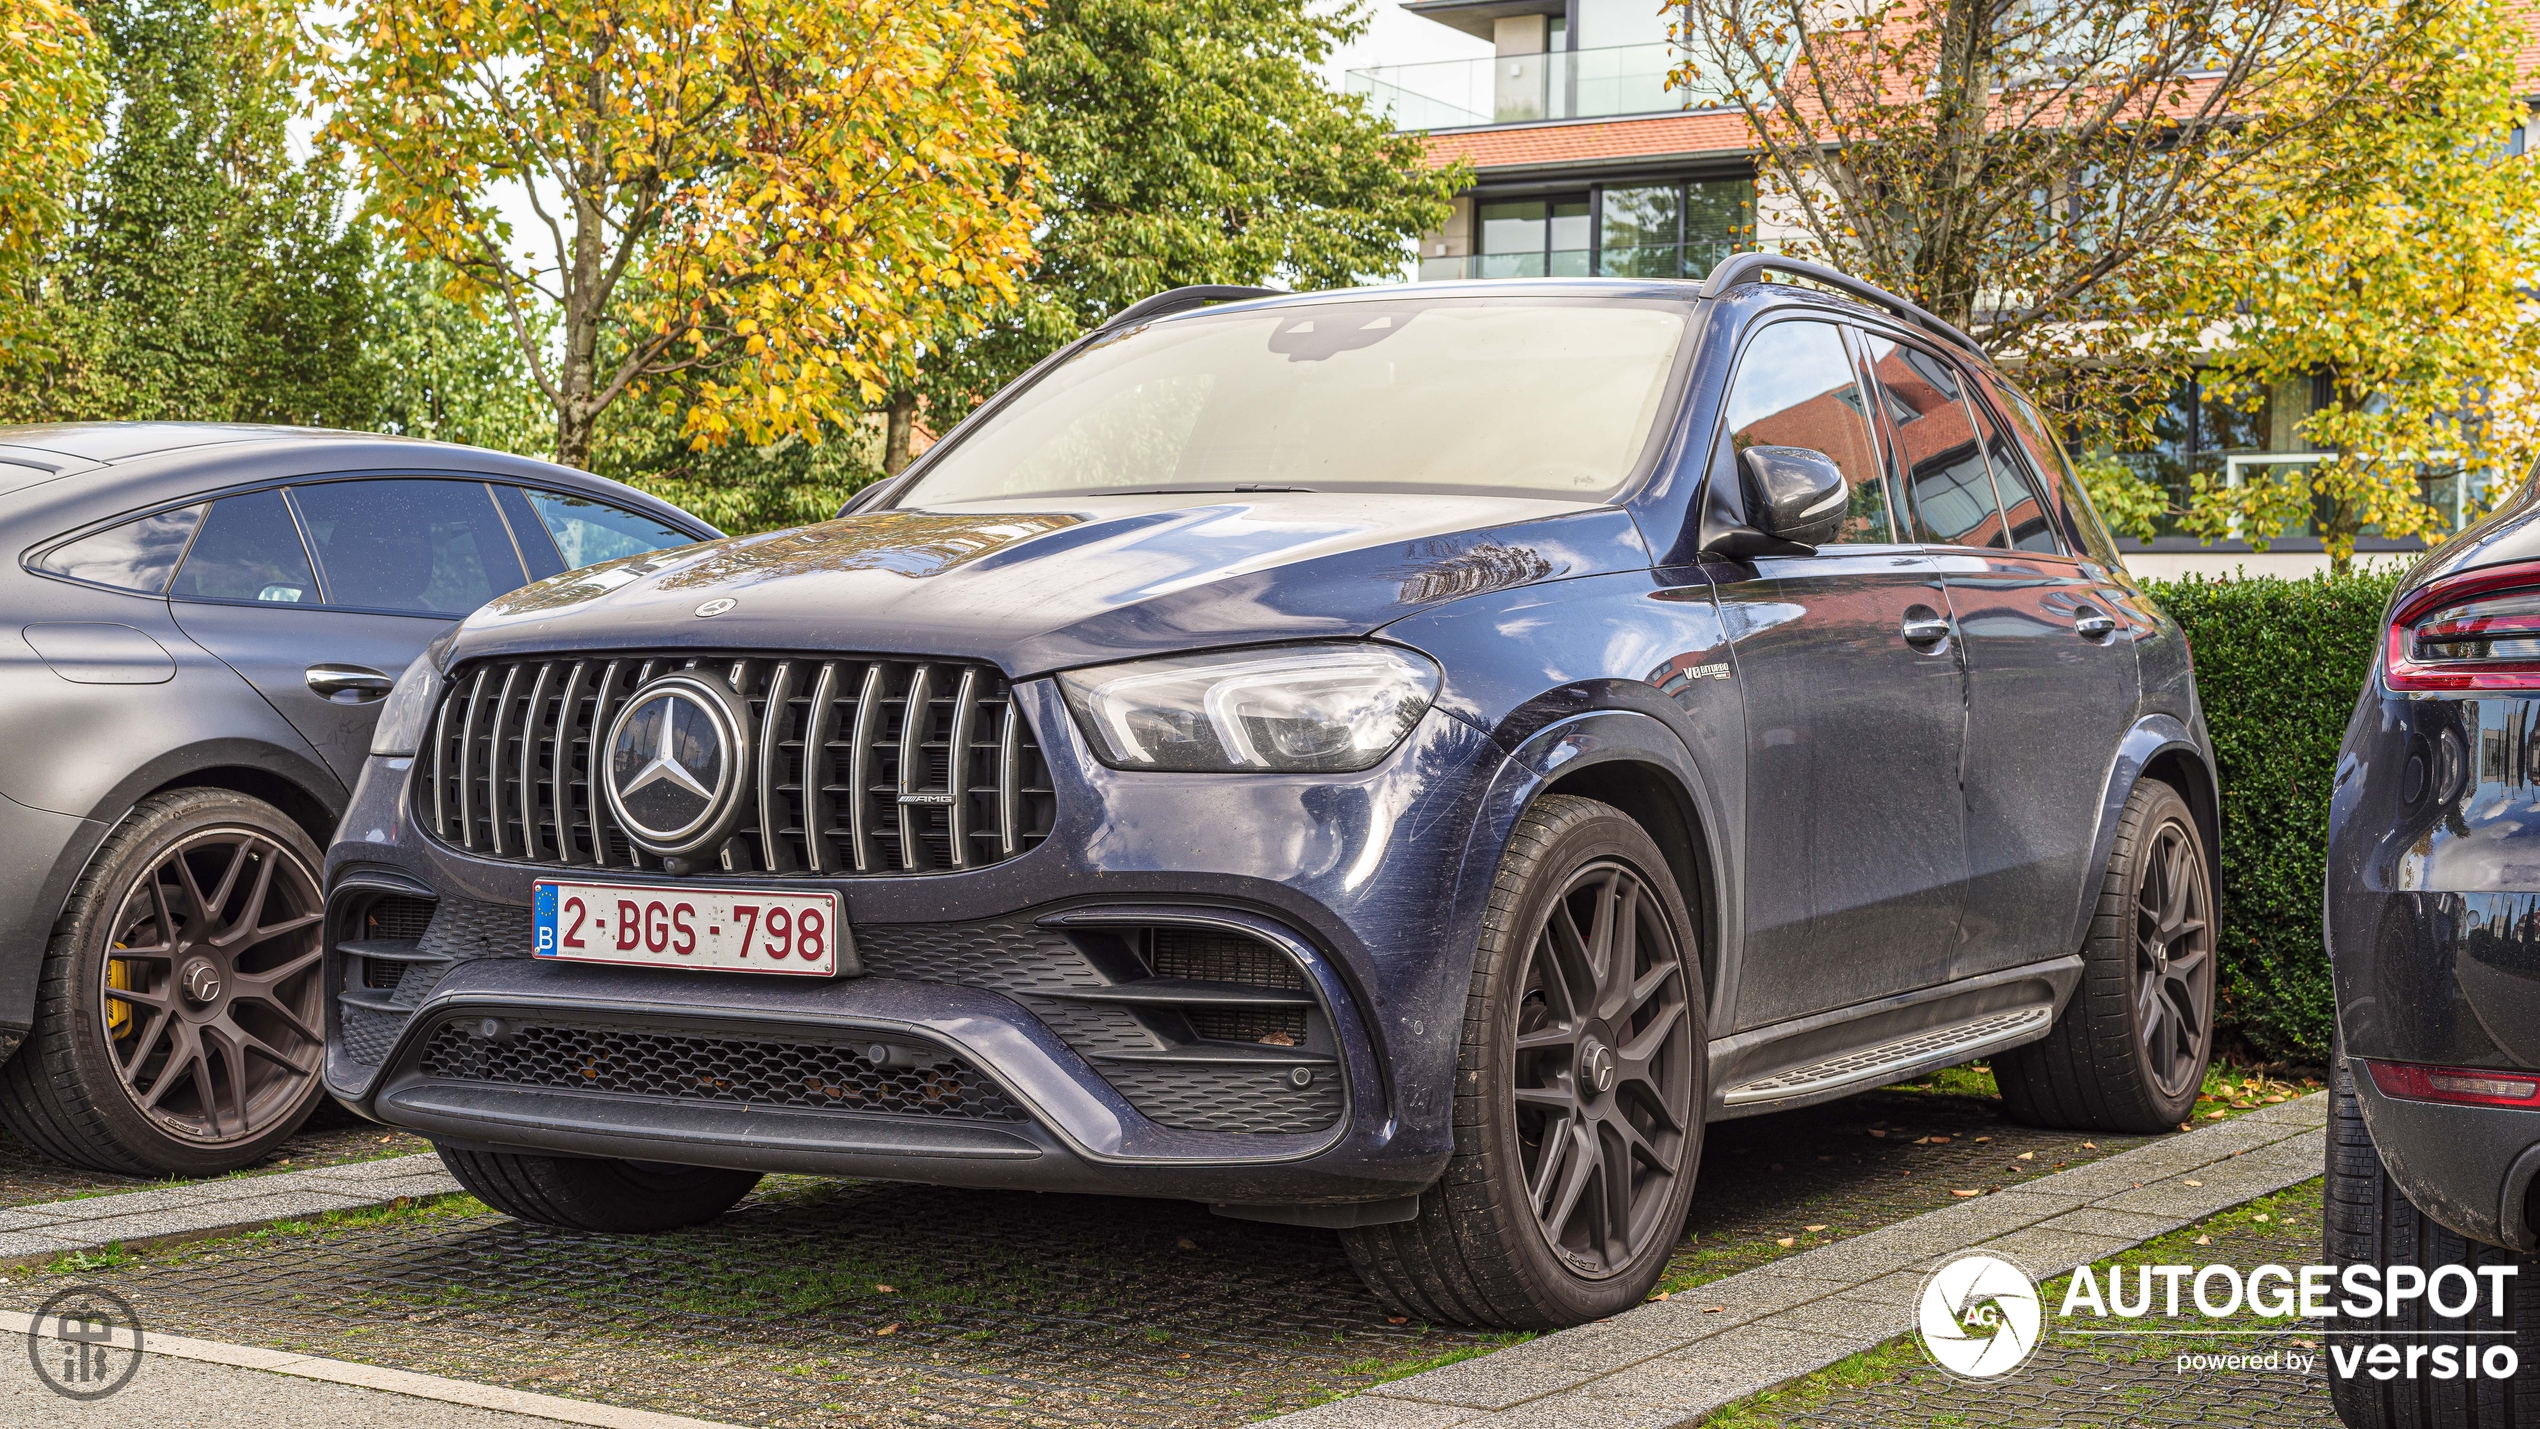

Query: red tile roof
[1421,110,1753,172]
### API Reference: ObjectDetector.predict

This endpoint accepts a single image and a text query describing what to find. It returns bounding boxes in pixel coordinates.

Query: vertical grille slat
[419,651,1050,877]
[548,661,587,864]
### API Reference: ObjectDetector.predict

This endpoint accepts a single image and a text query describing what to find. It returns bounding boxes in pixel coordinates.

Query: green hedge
[2141,571,2401,1062]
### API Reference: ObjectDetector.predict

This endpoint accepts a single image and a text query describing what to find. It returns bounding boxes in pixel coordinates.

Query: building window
[1593,177,1752,279]
[1479,198,1591,277]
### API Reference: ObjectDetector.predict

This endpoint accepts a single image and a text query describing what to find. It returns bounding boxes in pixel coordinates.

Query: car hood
[448,491,1651,675]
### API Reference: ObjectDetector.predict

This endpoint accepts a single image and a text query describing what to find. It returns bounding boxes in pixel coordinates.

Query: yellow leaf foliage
[315,0,1041,467]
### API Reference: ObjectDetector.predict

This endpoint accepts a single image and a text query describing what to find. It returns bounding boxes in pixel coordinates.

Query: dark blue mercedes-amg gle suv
[323,260,2217,1328]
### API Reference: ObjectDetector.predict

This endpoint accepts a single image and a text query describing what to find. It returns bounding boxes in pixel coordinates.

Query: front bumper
[324,681,1507,1206]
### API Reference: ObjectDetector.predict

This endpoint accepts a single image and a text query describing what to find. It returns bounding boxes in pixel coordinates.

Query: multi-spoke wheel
[2132,816,2212,1103]
[0,790,330,1175]
[1998,777,2217,1133]
[1511,861,1696,1280]
[1341,795,1705,1328]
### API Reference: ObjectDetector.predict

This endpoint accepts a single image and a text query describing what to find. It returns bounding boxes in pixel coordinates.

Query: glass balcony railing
[1345,42,1730,130]
[1418,239,1743,283]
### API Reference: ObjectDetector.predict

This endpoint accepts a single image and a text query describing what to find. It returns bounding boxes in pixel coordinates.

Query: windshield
[899,297,1692,504]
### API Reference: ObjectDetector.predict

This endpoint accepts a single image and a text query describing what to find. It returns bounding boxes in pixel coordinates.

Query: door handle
[307,663,394,703]
[2073,605,2118,640]
[1899,607,1952,648]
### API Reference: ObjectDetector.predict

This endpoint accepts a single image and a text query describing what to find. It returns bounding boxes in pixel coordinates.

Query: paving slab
[1277,1092,2332,1428]
[0,1154,457,1268]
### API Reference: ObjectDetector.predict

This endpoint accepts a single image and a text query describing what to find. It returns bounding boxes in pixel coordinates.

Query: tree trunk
[884,393,917,475]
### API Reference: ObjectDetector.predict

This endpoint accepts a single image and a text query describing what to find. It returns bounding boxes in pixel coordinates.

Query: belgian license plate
[533,880,846,977]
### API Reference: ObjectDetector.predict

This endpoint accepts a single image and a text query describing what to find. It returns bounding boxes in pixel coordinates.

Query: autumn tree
[2158,0,2540,574]
[316,0,1043,470]
[881,0,1464,467]
[0,0,377,427]
[1671,0,2426,445]
[0,0,103,343]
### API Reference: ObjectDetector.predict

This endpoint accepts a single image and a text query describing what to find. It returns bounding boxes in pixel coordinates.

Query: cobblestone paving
[1719,1182,2338,1428]
[0,1080,2218,1428]
[0,1100,430,1208]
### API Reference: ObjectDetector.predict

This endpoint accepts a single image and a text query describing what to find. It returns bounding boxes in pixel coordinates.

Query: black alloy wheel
[0,789,330,1176]
[1341,795,1705,1328]
[2132,814,2213,1104]
[1998,777,2217,1133]
[1511,859,1697,1280]
[102,826,327,1144]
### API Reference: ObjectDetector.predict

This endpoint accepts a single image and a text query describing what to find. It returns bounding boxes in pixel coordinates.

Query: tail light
[2367,1059,2540,1108]
[2384,562,2540,691]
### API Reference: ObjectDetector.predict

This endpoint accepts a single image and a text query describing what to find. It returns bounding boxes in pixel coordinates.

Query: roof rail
[1100,285,1287,331]
[1698,254,1984,358]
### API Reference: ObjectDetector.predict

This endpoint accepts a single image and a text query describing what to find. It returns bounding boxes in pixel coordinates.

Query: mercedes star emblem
[601,673,751,857]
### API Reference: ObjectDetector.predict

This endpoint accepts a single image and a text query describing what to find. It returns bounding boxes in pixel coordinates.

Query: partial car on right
[2327,485,2540,1424]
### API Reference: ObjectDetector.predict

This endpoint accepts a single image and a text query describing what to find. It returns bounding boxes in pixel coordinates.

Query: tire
[439,1145,762,1233]
[1997,777,2215,1133]
[1341,795,1705,1329]
[0,789,329,1176]
[2326,1032,2540,1427]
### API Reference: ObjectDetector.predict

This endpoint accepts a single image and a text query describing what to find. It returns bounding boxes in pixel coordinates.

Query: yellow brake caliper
[106,944,133,1039]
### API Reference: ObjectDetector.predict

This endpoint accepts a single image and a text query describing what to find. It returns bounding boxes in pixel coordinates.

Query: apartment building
[1345,1,2512,575]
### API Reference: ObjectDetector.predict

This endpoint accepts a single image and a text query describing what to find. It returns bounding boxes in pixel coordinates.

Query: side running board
[1720,1005,2055,1110]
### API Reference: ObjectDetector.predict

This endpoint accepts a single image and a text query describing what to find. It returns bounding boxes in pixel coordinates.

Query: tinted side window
[292,480,527,616]
[1964,395,2062,553]
[1978,375,2124,566]
[521,488,698,570]
[37,504,206,593]
[1861,333,2008,549]
[171,490,318,604]
[1722,319,1892,543]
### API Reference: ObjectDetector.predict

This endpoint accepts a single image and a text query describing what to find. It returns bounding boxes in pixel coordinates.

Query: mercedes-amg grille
[415,653,1055,875]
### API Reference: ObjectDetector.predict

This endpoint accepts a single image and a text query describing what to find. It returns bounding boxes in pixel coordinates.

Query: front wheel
[0,789,330,1175]
[439,1146,762,1232]
[1342,795,1705,1329]
[1997,777,2215,1133]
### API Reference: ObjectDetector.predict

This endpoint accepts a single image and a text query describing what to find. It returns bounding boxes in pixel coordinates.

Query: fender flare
[2071,713,2221,957]
[1451,708,1740,1031]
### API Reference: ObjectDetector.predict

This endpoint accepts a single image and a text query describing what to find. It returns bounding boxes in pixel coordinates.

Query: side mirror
[1738,445,1848,550]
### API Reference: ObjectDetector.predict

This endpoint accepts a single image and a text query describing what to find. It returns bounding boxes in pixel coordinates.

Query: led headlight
[368,649,445,757]
[1059,643,1441,773]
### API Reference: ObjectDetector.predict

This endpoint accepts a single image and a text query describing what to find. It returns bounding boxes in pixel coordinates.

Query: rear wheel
[1341,795,1704,1329]
[2326,1032,2540,1427]
[439,1145,762,1232]
[1997,777,2214,1133]
[0,789,329,1175]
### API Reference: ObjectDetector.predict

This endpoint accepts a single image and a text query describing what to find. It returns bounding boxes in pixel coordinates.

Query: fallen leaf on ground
[1867,1129,1887,1138]
[2207,1110,2229,1119]
[1175,1237,1198,1250]
[1776,1236,1796,1247]
[876,1285,896,1293]
[2183,1180,2203,1188]
[2016,1152,2035,1161]
[1705,1306,1726,1314]
[2295,1339,2316,1349]
[1804,1224,1827,1232]
[2195,1235,2212,1245]
[2253,1213,2270,1223]
[2082,1142,2097,1150]
[1973,1136,1992,1144]
[1928,1135,1952,1144]
[876,1324,899,1336]
[1387,1316,1407,1325]
[1952,1189,1983,1197]
[1649,1291,1670,1302]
